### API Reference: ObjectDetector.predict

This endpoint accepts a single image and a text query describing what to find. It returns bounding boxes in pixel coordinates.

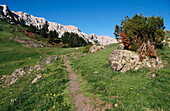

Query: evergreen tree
[28,24,37,33]
[48,30,59,43]
[61,32,88,47]
[114,25,120,40]
[40,24,48,38]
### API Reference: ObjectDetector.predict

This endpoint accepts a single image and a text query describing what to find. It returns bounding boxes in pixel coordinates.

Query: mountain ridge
[0,4,117,45]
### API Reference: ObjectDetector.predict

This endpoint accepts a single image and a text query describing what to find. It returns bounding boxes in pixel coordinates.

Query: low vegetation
[0,20,85,110]
[70,42,169,110]
[114,14,165,61]
[0,59,74,110]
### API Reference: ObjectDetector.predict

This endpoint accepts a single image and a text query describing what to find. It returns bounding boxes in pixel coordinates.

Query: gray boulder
[109,49,164,73]
[88,45,105,53]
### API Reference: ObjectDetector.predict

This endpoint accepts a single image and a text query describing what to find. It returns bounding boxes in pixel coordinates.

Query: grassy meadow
[0,20,169,111]
[0,21,83,110]
[70,43,170,110]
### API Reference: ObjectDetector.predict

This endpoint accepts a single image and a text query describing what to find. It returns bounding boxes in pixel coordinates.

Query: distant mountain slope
[0,4,117,45]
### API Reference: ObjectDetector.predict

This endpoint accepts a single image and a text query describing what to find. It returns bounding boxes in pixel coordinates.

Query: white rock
[31,75,42,84]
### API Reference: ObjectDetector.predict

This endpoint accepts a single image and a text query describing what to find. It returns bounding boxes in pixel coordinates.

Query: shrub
[114,14,165,50]
[83,45,93,53]
[114,14,166,58]
[119,32,131,50]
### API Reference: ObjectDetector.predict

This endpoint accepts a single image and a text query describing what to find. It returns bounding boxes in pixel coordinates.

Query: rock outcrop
[44,55,58,64]
[0,4,117,45]
[0,55,59,87]
[0,4,16,23]
[88,45,105,53]
[109,49,164,73]
[88,33,118,45]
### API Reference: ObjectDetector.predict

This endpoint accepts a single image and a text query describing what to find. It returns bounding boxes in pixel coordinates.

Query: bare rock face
[12,11,47,30]
[88,45,105,53]
[0,4,117,46]
[109,49,164,73]
[0,4,16,23]
[87,33,118,45]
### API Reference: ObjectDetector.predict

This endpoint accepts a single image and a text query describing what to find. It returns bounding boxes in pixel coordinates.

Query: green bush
[83,45,93,53]
[114,14,166,51]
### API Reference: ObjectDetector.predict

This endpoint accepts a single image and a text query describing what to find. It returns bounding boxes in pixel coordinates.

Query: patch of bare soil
[63,57,112,111]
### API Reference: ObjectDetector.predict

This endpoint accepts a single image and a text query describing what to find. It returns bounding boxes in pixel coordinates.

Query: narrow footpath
[63,56,112,111]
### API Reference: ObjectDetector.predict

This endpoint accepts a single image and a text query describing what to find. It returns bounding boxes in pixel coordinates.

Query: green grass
[0,20,169,110]
[0,21,83,77]
[0,59,74,110]
[70,44,170,110]
[0,21,82,110]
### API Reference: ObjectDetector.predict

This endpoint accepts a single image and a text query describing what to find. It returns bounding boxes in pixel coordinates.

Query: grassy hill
[0,20,169,110]
[0,21,83,110]
[70,36,170,110]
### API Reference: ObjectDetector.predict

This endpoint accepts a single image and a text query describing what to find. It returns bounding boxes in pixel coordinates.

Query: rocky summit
[0,4,117,45]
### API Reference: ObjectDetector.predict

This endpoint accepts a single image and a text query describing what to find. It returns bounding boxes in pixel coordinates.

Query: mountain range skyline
[1,0,170,38]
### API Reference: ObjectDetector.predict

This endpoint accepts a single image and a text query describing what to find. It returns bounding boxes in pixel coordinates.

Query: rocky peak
[0,4,118,45]
[12,11,47,29]
[0,4,16,23]
[0,4,8,15]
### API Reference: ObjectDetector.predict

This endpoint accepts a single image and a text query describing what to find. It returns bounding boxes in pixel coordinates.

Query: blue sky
[1,0,170,38]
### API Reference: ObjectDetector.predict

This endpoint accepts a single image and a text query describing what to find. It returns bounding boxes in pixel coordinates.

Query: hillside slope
[70,40,170,110]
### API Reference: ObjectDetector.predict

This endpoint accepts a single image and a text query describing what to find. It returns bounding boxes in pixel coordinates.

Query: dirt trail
[63,56,112,111]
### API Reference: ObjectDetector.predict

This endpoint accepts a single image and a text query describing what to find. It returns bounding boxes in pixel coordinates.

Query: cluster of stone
[109,44,164,73]
[0,55,59,87]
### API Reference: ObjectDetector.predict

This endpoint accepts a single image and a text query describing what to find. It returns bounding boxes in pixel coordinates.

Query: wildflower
[114,103,118,107]
[137,93,139,96]
[130,88,133,90]
[53,106,55,109]
[53,94,56,97]
[51,97,53,99]
[29,89,31,91]
[50,93,52,95]
[103,83,106,85]
[46,94,48,96]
